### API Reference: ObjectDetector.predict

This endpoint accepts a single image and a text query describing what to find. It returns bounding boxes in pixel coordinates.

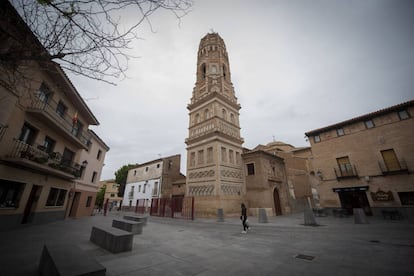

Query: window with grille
[336,156,353,176]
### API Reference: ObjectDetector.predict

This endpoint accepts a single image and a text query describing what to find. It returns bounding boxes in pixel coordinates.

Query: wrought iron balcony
[4,139,83,180]
[378,159,409,175]
[26,96,90,149]
[334,164,358,180]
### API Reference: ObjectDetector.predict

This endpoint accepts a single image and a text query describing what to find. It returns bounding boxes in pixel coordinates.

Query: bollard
[354,208,369,224]
[217,208,224,222]
[304,208,318,226]
[258,208,268,223]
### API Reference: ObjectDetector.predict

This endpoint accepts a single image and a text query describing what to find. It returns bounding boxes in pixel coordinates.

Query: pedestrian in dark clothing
[240,203,248,233]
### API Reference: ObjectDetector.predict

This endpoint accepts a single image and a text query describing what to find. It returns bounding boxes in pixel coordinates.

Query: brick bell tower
[185,32,245,217]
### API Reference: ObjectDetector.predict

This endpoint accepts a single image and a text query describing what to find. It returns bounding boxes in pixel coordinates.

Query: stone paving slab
[0,211,414,276]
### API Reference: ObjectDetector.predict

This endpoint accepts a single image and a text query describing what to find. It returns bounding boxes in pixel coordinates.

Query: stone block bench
[123,215,148,226]
[38,244,106,276]
[90,226,133,253]
[112,218,143,235]
[382,210,403,220]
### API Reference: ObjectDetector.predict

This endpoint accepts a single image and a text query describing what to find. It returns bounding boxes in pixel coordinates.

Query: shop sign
[371,190,394,201]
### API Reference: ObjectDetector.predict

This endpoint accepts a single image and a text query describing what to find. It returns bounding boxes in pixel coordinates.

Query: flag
[72,111,78,126]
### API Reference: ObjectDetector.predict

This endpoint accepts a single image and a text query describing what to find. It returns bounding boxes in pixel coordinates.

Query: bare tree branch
[1,0,193,85]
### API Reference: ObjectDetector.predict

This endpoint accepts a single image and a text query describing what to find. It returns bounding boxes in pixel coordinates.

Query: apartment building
[305,100,414,219]
[98,179,122,211]
[67,130,110,218]
[122,155,182,209]
[0,1,107,229]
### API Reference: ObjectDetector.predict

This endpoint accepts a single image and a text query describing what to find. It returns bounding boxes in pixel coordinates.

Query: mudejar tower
[185,33,245,216]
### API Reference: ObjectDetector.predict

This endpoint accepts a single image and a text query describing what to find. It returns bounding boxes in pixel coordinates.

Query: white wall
[122,178,161,207]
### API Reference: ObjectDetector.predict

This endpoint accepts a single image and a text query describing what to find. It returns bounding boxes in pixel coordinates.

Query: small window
[314,135,321,143]
[229,150,234,164]
[364,120,374,129]
[145,167,149,172]
[157,164,160,168]
[190,152,196,167]
[207,147,213,163]
[398,192,414,205]
[201,63,206,79]
[381,149,401,171]
[0,180,25,208]
[56,101,67,117]
[19,122,38,145]
[91,171,97,183]
[37,83,51,104]
[398,110,410,120]
[223,65,226,80]
[198,150,204,165]
[42,136,56,153]
[236,152,240,165]
[138,185,141,192]
[61,148,74,167]
[46,188,67,207]
[86,196,92,207]
[247,163,255,175]
[221,147,227,162]
[153,182,159,196]
[97,149,102,160]
[110,193,115,197]
[222,109,227,120]
[134,170,137,176]
[143,184,147,193]
[336,128,345,136]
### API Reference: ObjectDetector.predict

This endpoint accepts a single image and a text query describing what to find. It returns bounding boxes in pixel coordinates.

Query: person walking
[240,203,248,233]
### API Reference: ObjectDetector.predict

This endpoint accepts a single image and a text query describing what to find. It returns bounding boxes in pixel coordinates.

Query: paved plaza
[0,211,413,276]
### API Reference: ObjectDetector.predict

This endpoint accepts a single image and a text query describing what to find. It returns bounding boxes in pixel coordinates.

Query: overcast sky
[69,0,414,181]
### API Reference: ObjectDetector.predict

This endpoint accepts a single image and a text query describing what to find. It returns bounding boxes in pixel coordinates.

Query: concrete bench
[123,215,148,226]
[112,218,143,235]
[38,244,106,276]
[382,210,403,220]
[90,226,133,253]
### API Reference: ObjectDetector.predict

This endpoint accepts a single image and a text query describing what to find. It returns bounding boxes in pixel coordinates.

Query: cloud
[68,0,414,180]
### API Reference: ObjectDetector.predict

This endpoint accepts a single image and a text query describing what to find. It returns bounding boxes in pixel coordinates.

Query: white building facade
[122,155,182,209]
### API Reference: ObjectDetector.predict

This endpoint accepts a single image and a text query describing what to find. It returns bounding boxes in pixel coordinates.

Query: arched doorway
[273,188,282,215]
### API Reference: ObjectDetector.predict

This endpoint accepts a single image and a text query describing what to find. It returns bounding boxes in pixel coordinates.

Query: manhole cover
[295,254,315,261]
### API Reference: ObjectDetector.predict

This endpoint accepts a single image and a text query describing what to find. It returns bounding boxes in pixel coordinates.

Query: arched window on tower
[195,113,200,124]
[222,109,227,120]
[223,65,226,80]
[204,109,210,120]
[201,63,206,80]
[230,113,235,123]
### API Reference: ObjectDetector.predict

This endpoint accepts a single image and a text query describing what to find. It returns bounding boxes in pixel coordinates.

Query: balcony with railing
[334,164,358,180]
[378,159,409,175]
[4,139,83,180]
[25,96,90,149]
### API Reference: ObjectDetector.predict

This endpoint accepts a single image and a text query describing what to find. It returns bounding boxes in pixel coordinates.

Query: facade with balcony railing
[305,100,414,219]
[0,1,108,230]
